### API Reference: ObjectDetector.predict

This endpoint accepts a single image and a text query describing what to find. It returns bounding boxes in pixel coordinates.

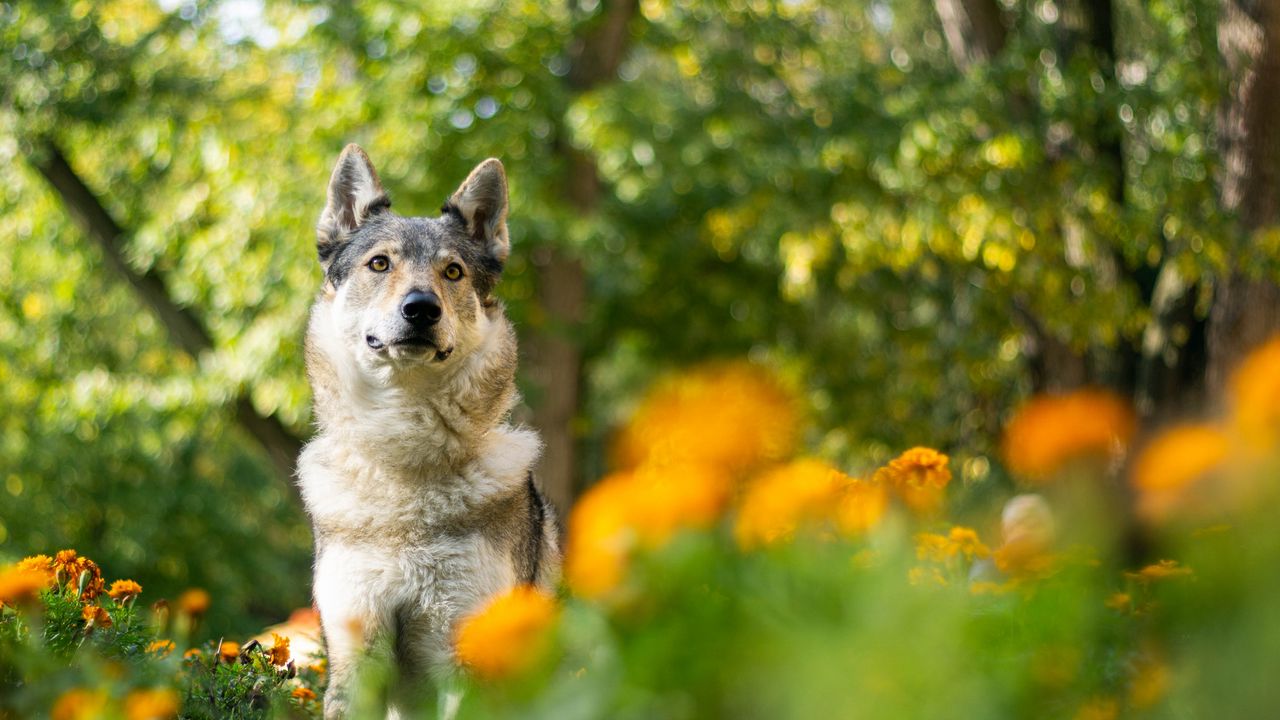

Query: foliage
[0,560,322,719]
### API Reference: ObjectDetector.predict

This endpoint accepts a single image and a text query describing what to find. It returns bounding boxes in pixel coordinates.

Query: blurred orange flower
[1131,424,1231,521]
[16,554,56,584]
[834,479,889,535]
[566,462,731,598]
[108,579,143,604]
[1228,335,1280,449]
[123,688,180,720]
[916,526,990,562]
[148,639,175,657]
[177,589,211,616]
[611,362,799,474]
[51,688,109,720]
[1125,559,1192,583]
[454,585,558,680]
[874,447,952,488]
[735,459,849,548]
[292,687,317,701]
[0,565,51,607]
[1002,389,1136,480]
[218,640,241,663]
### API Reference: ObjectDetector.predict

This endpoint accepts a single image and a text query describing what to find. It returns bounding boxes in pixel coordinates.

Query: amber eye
[368,256,390,272]
[443,263,464,281]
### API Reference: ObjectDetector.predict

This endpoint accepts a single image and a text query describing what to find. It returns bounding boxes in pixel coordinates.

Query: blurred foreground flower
[611,362,799,474]
[176,588,210,616]
[51,688,108,720]
[735,458,849,548]
[122,688,180,720]
[0,565,53,607]
[567,462,731,598]
[1002,389,1135,480]
[454,585,558,680]
[1228,334,1280,449]
[835,479,889,535]
[1131,424,1230,521]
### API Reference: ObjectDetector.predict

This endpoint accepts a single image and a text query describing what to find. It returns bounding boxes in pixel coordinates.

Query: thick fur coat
[297,145,559,718]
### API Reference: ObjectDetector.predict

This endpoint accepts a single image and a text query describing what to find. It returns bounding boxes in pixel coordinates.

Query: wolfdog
[297,144,560,718]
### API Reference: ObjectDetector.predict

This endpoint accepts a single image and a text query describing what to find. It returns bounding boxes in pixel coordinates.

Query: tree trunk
[1207,0,1280,397]
[932,0,1008,67]
[528,0,637,512]
[29,138,305,488]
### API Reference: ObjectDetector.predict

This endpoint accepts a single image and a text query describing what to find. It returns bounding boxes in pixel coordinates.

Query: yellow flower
[292,687,317,702]
[0,565,52,607]
[51,688,109,720]
[122,688,180,720]
[183,648,203,660]
[1131,424,1231,521]
[566,462,731,599]
[108,579,144,604]
[176,588,210,616]
[267,632,291,666]
[82,604,113,631]
[454,585,558,680]
[1228,334,1280,449]
[1002,389,1136,480]
[611,362,799,474]
[915,526,990,562]
[834,479,889,535]
[734,459,849,548]
[218,640,241,663]
[148,639,175,657]
[1125,559,1193,583]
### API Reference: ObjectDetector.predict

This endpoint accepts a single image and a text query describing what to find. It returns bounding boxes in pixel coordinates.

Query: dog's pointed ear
[316,144,390,267]
[446,158,509,264]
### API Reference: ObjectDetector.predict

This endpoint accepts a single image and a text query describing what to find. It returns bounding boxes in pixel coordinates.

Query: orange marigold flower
[108,579,144,604]
[566,462,731,598]
[611,362,799,474]
[834,479,889,535]
[734,459,849,549]
[310,659,327,675]
[51,688,109,720]
[268,633,291,666]
[291,687,317,702]
[1125,559,1193,583]
[183,648,203,660]
[0,565,53,607]
[218,640,241,662]
[82,605,112,631]
[177,588,210,616]
[1002,389,1136,480]
[16,554,56,585]
[874,447,952,489]
[454,585,558,680]
[1228,334,1280,450]
[1131,424,1231,522]
[122,688,180,720]
[148,639,175,657]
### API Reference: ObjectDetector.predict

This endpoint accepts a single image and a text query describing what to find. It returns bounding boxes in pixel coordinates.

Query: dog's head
[314,144,510,369]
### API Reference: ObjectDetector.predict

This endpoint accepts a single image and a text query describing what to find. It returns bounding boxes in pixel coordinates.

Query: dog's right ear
[316,144,390,268]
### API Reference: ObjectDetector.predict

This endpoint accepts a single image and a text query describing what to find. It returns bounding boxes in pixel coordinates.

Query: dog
[296,144,560,718]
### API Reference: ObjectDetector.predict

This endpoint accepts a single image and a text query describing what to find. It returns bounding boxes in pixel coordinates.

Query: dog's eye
[444,263,464,281]
[368,256,390,272]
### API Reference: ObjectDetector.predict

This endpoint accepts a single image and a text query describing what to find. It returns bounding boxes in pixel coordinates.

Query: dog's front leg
[318,608,367,720]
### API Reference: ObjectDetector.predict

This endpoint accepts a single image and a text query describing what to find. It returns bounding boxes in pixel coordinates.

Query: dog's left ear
[447,158,509,264]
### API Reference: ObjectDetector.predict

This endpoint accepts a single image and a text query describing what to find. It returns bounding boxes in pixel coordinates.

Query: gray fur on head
[444,158,510,265]
[317,144,392,268]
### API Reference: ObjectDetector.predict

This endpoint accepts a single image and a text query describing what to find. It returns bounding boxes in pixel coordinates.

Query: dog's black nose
[401,290,442,326]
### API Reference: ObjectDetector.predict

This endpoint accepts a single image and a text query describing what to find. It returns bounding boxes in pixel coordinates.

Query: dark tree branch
[933,0,1008,67]
[28,137,305,486]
